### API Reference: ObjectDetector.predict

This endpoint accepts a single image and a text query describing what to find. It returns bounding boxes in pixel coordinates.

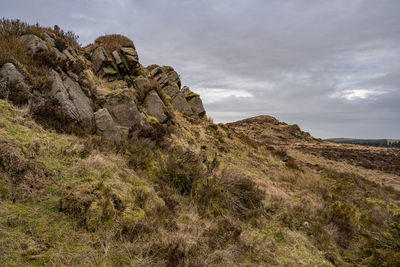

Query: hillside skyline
[1,0,399,139]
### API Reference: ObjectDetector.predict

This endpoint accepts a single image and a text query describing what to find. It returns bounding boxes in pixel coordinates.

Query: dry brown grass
[87,34,135,55]
[0,19,81,93]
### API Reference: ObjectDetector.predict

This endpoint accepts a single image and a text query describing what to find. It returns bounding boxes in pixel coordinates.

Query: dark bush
[220,170,265,219]
[194,169,265,219]
[128,121,170,148]
[159,150,205,195]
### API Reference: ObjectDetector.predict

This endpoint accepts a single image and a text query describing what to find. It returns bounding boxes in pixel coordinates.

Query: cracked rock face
[0,63,32,105]
[150,67,169,88]
[50,70,94,129]
[171,93,193,116]
[21,34,48,54]
[144,90,169,123]
[104,88,143,129]
[94,108,121,142]
[91,47,111,73]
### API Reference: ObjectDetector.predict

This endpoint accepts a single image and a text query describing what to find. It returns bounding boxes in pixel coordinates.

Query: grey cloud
[1,0,399,138]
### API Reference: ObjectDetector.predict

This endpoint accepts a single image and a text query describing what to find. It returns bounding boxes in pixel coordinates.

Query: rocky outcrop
[133,76,151,92]
[1,28,208,140]
[171,93,193,116]
[165,68,181,88]
[21,34,48,53]
[163,84,180,98]
[144,90,169,123]
[150,67,169,88]
[104,88,143,129]
[187,96,206,118]
[50,70,94,129]
[0,63,32,105]
[94,108,121,142]
[112,50,127,73]
[120,47,139,74]
[182,86,206,117]
[91,47,112,73]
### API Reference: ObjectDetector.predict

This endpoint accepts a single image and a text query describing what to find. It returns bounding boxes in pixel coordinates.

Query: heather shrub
[128,121,170,148]
[194,170,265,219]
[158,150,205,195]
[91,34,135,55]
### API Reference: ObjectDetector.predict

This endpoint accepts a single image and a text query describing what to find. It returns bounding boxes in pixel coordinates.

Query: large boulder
[187,96,206,118]
[166,69,181,88]
[163,84,180,98]
[104,88,143,129]
[120,47,139,73]
[133,76,151,103]
[182,86,206,118]
[94,108,121,142]
[20,34,48,54]
[112,50,128,73]
[133,76,151,92]
[50,70,94,129]
[91,47,111,73]
[144,90,169,123]
[163,83,193,116]
[171,93,193,116]
[0,63,32,105]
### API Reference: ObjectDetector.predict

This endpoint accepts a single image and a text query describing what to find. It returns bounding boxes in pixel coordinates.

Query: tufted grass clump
[91,34,135,55]
[158,150,205,195]
[194,170,265,220]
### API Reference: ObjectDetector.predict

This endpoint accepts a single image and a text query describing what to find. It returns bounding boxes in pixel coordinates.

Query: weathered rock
[181,86,192,97]
[167,70,181,88]
[112,51,123,65]
[120,47,139,72]
[53,48,67,62]
[91,47,110,73]
[104,88,143,129]
[50,70,94,129]
[94,108,121,142]
[20,34,48,53]
[183,87,205,117]
[102,66,118,76]
[163,84,180,98]
[187,96,206,118]
[0,63,32,105]
[150,67,169,87]
[120,47,138,62]
[63,49,76,62]
[134,76,150,90]
[171,93,193,116]
[43,32,55,47]
[144,90,169,123]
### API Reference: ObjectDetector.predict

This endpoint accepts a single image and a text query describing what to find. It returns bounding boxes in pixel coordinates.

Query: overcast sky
[1,0,399,138]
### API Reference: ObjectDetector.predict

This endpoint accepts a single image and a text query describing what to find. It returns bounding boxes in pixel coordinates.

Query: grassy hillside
[1,101,399,266]
[0,19,399,266]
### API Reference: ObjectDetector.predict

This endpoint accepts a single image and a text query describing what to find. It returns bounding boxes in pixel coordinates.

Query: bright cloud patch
[195,88,253,104]
[331,89,387,101]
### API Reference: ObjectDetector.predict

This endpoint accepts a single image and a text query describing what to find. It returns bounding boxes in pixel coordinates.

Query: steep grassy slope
[1,101,400,266]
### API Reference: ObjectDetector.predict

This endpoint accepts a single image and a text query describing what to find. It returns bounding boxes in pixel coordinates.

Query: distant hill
[325,138,400,147]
